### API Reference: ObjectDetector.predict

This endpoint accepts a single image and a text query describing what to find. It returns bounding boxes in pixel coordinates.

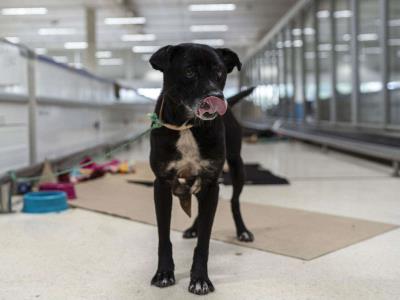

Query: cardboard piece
[72,175,398,260]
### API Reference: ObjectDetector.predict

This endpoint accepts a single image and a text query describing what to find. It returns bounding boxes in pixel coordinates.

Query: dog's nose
[200,101,211,110]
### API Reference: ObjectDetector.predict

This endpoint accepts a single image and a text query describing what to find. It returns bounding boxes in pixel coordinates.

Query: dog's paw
[188,277,215,295]
[237,230,254,242]
[151,270,175,288]
[182,227,198,239]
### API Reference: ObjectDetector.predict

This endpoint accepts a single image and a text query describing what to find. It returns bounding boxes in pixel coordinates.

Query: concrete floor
[1,140,399,300]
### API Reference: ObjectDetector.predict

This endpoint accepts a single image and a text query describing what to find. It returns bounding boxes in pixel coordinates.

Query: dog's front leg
[151,178,175,288]
[188,182,219,295]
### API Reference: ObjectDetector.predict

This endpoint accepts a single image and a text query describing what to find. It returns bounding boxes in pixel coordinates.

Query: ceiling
[0,0,298,86]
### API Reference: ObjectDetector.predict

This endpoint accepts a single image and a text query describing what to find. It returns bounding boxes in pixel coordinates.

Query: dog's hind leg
[151,178,175,288]
[188,183,219,295]
[227,155,254,242]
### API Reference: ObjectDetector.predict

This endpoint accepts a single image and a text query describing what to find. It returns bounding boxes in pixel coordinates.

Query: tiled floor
[1,140,399,300]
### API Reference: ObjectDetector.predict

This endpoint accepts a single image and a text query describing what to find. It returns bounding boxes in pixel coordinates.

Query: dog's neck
[156,93,194,128]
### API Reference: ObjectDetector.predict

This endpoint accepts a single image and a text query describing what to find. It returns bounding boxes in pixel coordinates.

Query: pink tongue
[198,96,228,116]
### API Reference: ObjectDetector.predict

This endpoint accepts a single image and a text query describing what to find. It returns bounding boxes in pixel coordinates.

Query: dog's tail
[227,86,256,107]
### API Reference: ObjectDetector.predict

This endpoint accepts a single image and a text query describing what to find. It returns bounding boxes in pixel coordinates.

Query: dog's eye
[185,67,195,79]
[216,70,223,79]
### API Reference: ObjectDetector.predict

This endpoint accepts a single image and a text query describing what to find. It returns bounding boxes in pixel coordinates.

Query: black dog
[149,43,253,295]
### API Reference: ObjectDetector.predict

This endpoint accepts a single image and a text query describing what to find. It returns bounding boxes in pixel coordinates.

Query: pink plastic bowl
[39,182,77,200]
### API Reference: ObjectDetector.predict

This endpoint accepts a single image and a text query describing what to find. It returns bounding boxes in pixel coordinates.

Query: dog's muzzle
[196,96,228,120]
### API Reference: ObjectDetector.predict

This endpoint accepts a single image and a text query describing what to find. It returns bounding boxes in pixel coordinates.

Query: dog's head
[149,43,241,121]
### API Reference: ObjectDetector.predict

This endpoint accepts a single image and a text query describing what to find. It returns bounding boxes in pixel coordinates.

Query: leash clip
[148,113,163,129]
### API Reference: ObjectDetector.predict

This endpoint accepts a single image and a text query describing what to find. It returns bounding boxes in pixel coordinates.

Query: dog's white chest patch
[167,130,208,177]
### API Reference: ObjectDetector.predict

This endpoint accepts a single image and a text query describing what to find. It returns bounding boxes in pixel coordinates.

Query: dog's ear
[215,48,242,73]
[149,45,174,72]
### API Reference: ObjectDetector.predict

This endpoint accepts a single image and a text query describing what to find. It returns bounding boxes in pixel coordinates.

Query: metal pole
[0,181,12,213]
[273,38,279,115]
[301,10,307,123]
[27,50,38,165]
[330,0,337,124]
[380,0,389,127]
[290,22,296,122]
[351,0,360,126]
[393,161,400,177]
[282,31,288,119]
[313,0,320,123]
[238,62,245,120]
[85,7,97,72]
[276,36,281,118]
[125,50,134,81]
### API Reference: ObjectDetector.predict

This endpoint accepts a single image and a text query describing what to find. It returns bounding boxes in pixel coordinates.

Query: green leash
[8,113,164,184]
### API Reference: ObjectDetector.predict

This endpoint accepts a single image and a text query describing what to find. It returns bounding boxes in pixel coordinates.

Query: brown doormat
[72,175,398,260]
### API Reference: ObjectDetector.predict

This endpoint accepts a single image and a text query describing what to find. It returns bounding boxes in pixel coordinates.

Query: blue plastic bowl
[23,191,68,213]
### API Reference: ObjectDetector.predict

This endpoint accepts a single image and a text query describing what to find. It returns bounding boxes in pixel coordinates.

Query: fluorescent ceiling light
[292,28,315,36]
[189,4,236,11]
[388,80,400,90]
[121,34,156,42]
[52,56,68,63]
[343,34,352,41]
[35,48,47,55]
[64,42,88,49]
[192,39,225,46]
[39,28,76,35]
[292,28,302,36]
[132,46,159,53]
[98,58,123,66]
[318,43,332,51]
[389,19,400,27]
[317,10,330,18]
[190,25,228,32]
[318,10,351,19]
[360,81,382,93]
[5,37,20,43]
[334,10,352,18]
[358,33,378,42]
[96,51,112,58]
[1,7,47,15]
[292,40,303,47]
[105,17,146,25]
[303,27,315,35]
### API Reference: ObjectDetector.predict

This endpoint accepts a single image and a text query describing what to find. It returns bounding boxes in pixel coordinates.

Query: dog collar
[154,96,194,131]
[162,122,193,131]
[148,112,193,131]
